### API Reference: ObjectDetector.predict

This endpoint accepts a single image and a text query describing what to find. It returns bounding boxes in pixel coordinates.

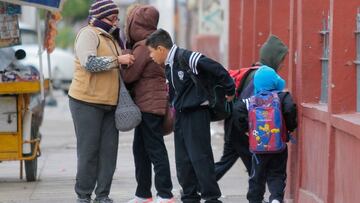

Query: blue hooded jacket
[254,65,285,94]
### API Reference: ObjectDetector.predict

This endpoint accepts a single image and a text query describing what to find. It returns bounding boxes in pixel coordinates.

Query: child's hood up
[259,35,288,71]
[125,5,159,45]
[254,66,285,94]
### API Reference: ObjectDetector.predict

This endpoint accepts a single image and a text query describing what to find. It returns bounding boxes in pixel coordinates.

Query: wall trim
[301,103,329,123]
[331,114,360,140]
[299,188,325,203]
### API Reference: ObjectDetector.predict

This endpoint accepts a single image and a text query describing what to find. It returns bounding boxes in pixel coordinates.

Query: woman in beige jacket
[68,1,134,203]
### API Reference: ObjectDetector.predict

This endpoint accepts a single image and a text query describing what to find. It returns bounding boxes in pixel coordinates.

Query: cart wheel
[25,157,37,182]
[24,125,39,182]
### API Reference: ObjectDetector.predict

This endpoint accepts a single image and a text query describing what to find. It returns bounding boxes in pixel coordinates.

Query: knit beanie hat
[89,0,119,20]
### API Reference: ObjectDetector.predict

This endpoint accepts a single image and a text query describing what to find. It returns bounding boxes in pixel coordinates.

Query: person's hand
[225,94,235,102]
[118,54,135,65]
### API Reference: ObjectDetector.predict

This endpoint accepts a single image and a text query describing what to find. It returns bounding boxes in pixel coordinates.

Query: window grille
[355,9,360,111]
[320,15,330,104]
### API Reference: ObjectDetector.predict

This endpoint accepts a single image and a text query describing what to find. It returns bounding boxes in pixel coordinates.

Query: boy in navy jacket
[237,66,297,203]
[146,28,235,203]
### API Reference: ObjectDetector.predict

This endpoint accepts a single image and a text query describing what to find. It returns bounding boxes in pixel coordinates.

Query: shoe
[127,196,153,203]
[155,196,175,203]
[76,198,91,203]
[94,197,114,203]
[271,200,280,203]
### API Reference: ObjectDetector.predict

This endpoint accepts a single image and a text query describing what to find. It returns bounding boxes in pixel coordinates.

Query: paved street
[0,91,249,203]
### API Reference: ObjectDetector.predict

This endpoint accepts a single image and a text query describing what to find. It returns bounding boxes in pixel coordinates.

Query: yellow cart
[0,0,64,181]
[0,80,49,181]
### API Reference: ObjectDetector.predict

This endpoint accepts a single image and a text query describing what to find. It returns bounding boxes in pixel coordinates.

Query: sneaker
[155,196,175,203]
[271,200,280,203]
[94,197,114,203]
[127,196,153,203]
[76,198,91,203]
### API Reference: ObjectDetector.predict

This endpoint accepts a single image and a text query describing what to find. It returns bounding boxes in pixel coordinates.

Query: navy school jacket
[166,47,235,112]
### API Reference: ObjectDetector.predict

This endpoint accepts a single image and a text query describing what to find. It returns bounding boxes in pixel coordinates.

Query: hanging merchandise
[44,11,62,54]
[0,2,21,48]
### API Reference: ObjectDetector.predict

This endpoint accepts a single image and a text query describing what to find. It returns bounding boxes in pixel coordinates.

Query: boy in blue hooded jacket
[237,66,297,203]
[215,35,290,181]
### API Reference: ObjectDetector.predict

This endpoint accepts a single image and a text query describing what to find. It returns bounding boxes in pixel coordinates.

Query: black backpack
[176,49,233,121]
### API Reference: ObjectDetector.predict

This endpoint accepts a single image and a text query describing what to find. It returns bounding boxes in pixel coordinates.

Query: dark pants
[175,108,221,203]
[69,97,119,200]
[133,112,173,199]
[247,147,288,203]
[215,118,252,180]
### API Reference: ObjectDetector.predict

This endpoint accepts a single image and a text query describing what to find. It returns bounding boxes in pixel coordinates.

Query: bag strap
[176,49,200,86]
[237,67,258,96]
[176,49,208,99]
[176,49,234,110]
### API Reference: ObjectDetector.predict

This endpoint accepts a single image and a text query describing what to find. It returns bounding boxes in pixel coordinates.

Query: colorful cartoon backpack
[248,90,287,154]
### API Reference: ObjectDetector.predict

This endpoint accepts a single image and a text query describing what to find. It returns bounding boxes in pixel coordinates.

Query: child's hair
[145,28,173,49]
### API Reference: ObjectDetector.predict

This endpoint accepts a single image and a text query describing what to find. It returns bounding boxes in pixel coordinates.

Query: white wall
[149,0,175,39]
[197,0,229,66]
[220,0,229,67]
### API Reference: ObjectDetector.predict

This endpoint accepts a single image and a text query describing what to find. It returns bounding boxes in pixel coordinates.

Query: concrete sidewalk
[0,91,249,203]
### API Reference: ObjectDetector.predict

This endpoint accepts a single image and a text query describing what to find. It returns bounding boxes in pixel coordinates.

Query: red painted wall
[334,129,360,203]
[270,0,290,81]
[228,0,241,69]
[328,0,357,114]
[192,35,220,63]
[240,0,256,67]
[253,0,270,61]
[228,0,360,202]
[301,108,330,202]
[297,0,329,104]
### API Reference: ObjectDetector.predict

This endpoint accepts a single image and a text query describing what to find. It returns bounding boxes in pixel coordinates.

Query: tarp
[0,0,64,11]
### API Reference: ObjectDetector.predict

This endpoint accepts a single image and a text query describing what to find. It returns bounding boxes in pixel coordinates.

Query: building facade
[228,0,360,202]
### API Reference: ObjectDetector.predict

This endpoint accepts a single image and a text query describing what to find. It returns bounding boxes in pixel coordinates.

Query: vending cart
[0,0,64,181]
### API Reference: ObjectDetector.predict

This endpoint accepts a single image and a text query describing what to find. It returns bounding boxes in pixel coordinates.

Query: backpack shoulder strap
[237,66,259,95]
[175,49,189,71]
[175,48,200,86]
[242,97,251,111]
